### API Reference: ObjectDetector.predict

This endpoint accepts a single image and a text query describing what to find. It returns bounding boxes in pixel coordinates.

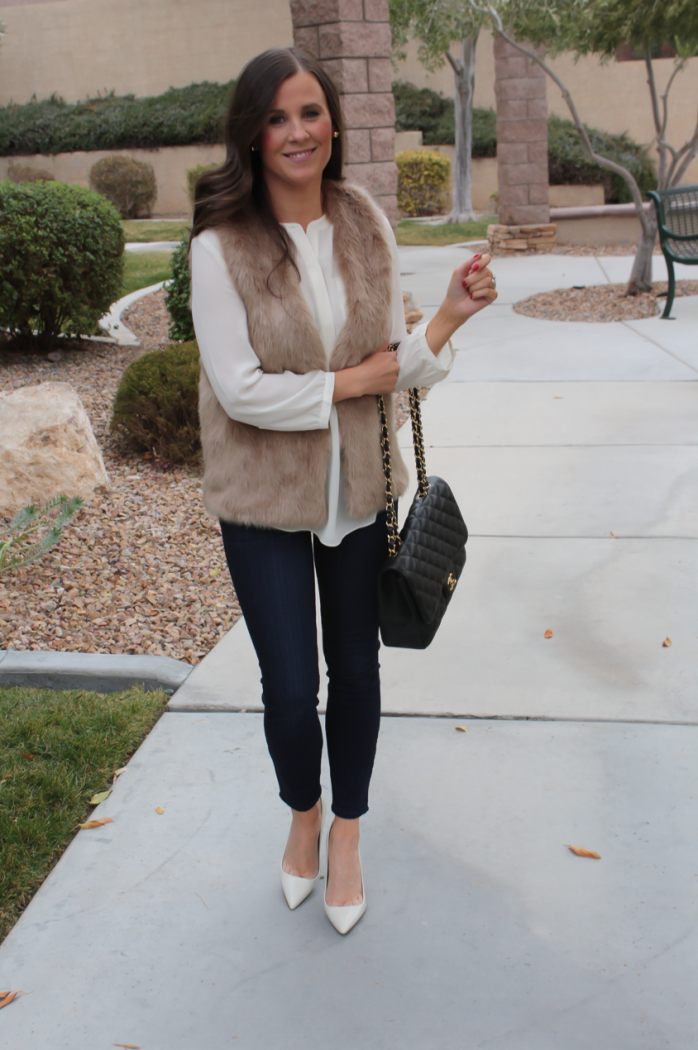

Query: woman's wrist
[425,301,462,357]
[332,365,362,403]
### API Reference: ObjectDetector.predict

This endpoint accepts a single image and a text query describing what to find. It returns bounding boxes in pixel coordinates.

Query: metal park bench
[648,184,698,319]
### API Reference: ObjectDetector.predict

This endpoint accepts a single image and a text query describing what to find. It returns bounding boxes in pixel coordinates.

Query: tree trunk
[445,35,478,224]
[627,208,657,294]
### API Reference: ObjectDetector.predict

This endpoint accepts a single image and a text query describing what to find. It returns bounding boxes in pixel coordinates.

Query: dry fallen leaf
[209,568,221,579]
[662,637,672,647]
[114,1044,141,1048]
[89,790,111,806]
[22,753,34,761]
[455,726,468,732]
[78,817,114,829]
[113,766,127,783]
[610,531,617,538]
[0,992,18,1009]
[544,629,553,639]
[565,844,601,859]
[155,807,164,814]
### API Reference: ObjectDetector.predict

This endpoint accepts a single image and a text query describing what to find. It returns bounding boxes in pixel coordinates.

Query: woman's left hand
[425,251,498,356]
[445,252,498,323]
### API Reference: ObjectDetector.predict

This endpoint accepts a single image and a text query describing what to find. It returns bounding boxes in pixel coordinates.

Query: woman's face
[259,71,334,192]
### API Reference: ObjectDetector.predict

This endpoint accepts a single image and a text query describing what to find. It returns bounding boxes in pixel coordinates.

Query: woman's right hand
[332,343,400,402]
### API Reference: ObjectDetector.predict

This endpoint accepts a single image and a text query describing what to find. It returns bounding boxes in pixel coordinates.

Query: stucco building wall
[0,0,294,105]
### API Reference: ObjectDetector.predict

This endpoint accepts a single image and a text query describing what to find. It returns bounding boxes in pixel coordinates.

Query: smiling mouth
[283,147,317,160]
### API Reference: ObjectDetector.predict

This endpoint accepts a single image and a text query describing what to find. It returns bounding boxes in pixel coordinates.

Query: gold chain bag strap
[376,348,468,649]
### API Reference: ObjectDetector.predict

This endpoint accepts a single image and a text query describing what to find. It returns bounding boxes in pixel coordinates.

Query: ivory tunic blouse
[190,210,453,546]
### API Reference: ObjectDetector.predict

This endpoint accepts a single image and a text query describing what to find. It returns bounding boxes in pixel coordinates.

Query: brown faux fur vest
[198,181,409,529]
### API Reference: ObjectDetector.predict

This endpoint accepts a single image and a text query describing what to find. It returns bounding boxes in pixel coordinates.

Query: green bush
[393,81,496,155]
[547,115,656,203]
[187,163,217,205]
[397,149,451,217]
[0,82,235,157]
[89,155,157,219]
[393,82,656,202]
[165,238,195,342]
[0,180,124,351]
[111,340,200,462]
[7,162,54,183]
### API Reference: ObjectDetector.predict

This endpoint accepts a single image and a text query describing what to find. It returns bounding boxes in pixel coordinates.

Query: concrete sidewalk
[1,251,697,1049]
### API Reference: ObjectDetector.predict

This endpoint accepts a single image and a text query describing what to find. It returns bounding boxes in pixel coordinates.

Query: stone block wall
[290,0,398,223]
[494,35,550,226]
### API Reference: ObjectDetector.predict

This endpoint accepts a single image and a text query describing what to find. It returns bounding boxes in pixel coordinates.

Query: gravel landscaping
[1,300,239,665]
[514,279,698,323]
[490,242,664,258]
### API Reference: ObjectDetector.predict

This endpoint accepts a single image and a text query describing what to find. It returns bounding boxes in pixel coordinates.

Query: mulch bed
[1,292,239,665]
[514,280,698,323]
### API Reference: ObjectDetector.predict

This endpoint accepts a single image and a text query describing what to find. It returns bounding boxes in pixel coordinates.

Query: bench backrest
[649,185,698,261]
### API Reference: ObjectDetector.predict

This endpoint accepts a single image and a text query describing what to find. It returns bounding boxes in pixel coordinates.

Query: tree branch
[480,3,650,235]
[669,117,698,185]
[660,60,684,141]
[445,49,461,75]
[644,46,668,187]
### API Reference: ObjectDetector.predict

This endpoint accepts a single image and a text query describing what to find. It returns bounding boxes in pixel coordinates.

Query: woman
[190,47,497,935]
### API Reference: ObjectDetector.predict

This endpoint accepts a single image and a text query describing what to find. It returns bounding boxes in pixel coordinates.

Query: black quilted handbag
[376,384,468,649]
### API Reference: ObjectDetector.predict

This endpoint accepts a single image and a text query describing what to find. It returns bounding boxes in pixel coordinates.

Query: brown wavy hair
[190,48,344,278]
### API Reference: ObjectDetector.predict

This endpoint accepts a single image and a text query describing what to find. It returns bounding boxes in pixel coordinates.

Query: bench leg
[661,259,675,319]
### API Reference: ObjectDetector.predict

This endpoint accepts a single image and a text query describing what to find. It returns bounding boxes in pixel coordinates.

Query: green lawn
[0,685,168,944]
[396,217,495,246]
[121,251,173,297]
[122,219,190,243]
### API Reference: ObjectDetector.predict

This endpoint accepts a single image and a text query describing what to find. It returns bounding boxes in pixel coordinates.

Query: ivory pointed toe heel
[324,835,366,935]
[280,795,325,911]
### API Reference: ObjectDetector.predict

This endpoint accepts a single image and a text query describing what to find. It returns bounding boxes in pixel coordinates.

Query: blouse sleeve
[376,212,455,391]
[190,231,335,431]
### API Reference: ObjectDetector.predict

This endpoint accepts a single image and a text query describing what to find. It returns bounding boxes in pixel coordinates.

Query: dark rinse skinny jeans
[219,513,388,820]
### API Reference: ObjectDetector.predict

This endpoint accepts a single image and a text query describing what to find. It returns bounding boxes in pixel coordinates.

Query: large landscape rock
[0,382,110,517]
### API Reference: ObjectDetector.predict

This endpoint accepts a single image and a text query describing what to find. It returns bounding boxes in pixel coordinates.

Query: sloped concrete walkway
[1,252,697,1050]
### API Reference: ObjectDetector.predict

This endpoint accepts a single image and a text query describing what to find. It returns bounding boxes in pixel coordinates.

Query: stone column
[488,34,556,253]
[290,0,398,224]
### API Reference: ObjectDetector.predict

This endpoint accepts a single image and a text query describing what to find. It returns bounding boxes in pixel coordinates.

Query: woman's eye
[269,114,285,125]
[304,109,321,118]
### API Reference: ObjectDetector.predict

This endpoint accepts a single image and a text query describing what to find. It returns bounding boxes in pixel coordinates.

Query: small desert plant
[165,237,195,341]
[187,162,217,205]
[111,340,200,462]
[397,149,451,217]
[7,162,55,183]
[0,180,124,352]
[0,495,83,576]
[89,155,157,218]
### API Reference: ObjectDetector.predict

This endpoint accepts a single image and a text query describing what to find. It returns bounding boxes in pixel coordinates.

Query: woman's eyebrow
[268,101,324,114]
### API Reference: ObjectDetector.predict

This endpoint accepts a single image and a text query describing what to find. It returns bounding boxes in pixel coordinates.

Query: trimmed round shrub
[397,149,451,217]
[7,162,55,183]
[0,180,124,351]
[89,155,157,218]
[111,340,200,462]
[165,237,195,342]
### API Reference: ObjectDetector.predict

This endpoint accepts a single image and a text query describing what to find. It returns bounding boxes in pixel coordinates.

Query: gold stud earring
[333,131,339,138]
